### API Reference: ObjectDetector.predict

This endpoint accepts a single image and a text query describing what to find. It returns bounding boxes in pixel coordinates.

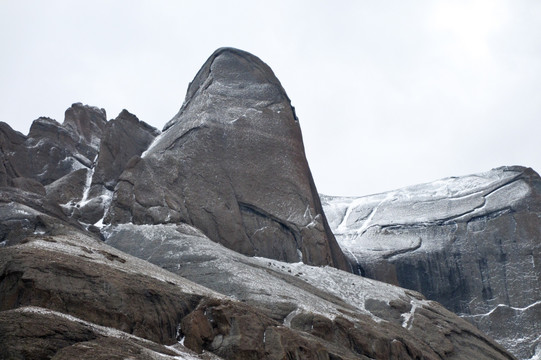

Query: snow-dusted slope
[322,166,541,360]
[104,222,513,360]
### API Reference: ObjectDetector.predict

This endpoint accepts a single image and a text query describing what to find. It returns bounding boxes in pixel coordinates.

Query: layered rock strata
[323,166,541,360]
[105,222,515,360]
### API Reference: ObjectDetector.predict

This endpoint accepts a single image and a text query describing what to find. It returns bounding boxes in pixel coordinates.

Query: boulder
[11,177,46,195]
[0,235,205,344]
[0,187,84,246]
[106,48,350,271]
[323,166,541,360]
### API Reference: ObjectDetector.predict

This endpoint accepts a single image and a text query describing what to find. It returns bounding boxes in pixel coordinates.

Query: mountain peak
[164,47,291,132]
[107,48,351,271]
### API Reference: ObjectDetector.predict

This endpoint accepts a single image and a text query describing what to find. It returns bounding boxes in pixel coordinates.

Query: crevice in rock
[164,126,207,153]
[382,237,423,259]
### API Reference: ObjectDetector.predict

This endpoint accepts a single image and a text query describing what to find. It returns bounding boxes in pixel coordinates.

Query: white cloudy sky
[1,1,540,196]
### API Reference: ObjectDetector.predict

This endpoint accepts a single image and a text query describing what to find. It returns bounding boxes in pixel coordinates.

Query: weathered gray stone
[0,187,84,246]
[0,122,27,187]
[105,48,350,271]
[91,109,159,193]
[323,166,541,360]
[0,308,221,360]
[0,48,525,359]
[0,234,206,344]
[11,177,46,195]
[105,222,515,360]
[62,102,107,162]
[0,104,106,187]
[45,168,88,205]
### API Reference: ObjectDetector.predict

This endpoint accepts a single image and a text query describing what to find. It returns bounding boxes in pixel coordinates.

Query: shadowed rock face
[21,104,106,185]
[91,109,160,194]
[105,48,351,271]
[323,166,541,360]
[0,123,26,187]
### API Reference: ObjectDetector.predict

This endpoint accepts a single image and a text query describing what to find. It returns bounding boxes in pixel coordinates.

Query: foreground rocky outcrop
[104,222,515,360]
[0,190,515,359]
[0,47,521,359]
[323,166,541,360]
[0,216,515,359]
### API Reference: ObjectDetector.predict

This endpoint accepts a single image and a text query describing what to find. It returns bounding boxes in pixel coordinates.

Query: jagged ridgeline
[0,48,521,359]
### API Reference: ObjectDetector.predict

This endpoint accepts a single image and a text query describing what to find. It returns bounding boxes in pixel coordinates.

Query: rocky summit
[0,47,523,359]
[105,48,350,271]
[323,166,541,360]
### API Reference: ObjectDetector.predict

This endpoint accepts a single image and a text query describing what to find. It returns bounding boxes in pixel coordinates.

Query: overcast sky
[1,0,540,196]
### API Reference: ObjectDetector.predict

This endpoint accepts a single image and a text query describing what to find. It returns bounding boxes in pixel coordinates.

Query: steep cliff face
[105,48,350,271]
[323,166,541,360]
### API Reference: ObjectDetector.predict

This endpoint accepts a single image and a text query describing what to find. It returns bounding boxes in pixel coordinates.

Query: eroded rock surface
[13,103,105,186]
[90,109,160,194]
[105,48,350,271]
[323,166,541,360]
[105,222,514,360]
[0,307,222,360]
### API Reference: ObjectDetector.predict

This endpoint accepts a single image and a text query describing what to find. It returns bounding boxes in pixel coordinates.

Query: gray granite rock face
[70,109,160,225]
[105,48,350,271]
[322,166,541,360]
[0,123,27,187]
[90,109,160,194]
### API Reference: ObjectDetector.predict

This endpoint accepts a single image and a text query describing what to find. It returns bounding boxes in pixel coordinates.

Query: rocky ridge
[0,47,520,359]
[322,166,541,360]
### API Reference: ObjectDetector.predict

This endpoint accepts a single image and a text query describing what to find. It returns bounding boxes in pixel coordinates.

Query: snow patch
[78,155,98,207]
[531,340,541,360]
[401,302,419,329]
[142,131,166,158]
[283,307,303,327]
[467,300,541,318]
